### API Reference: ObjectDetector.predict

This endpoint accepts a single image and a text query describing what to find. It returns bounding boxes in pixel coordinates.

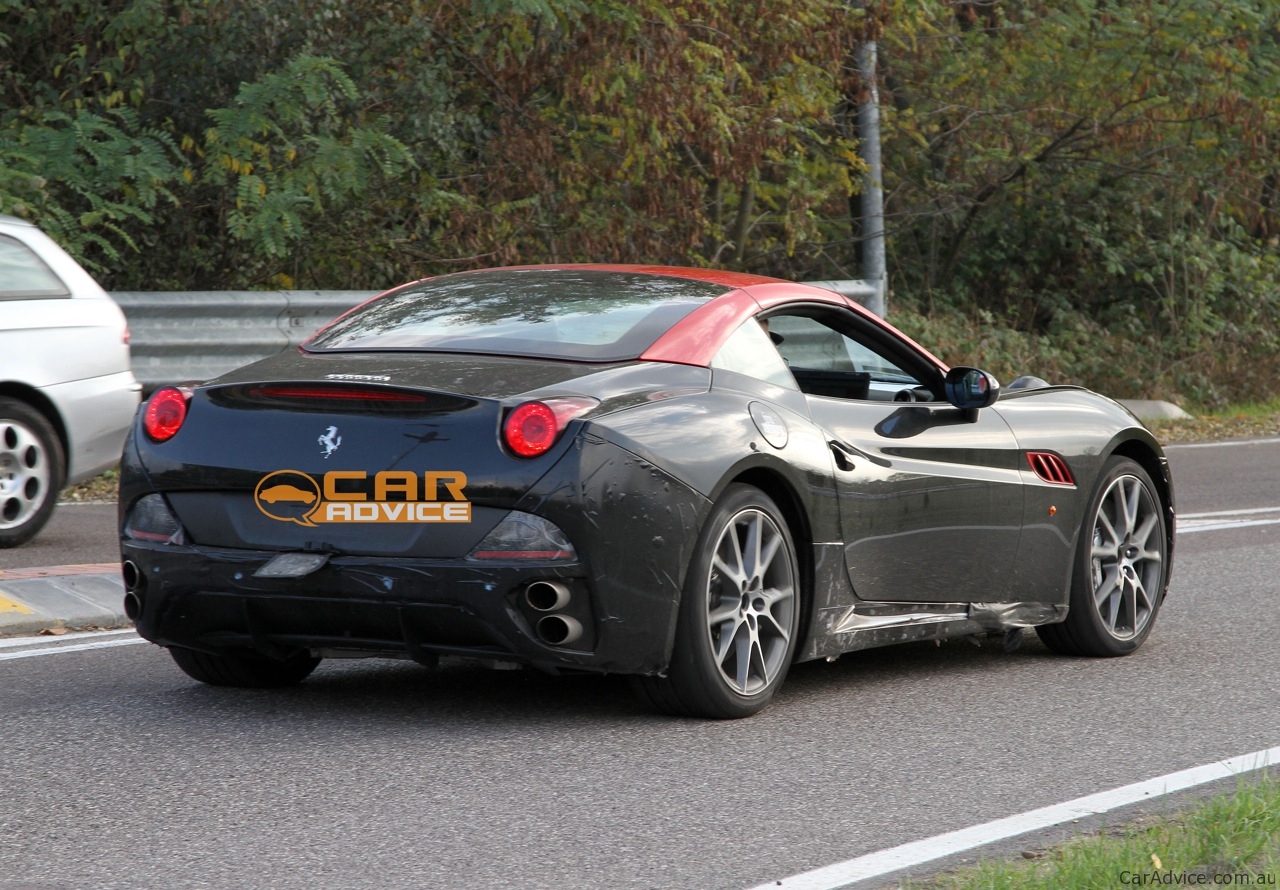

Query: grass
[60,466,120,504]
[899,775,1280,889]
[1150,399,1280,445]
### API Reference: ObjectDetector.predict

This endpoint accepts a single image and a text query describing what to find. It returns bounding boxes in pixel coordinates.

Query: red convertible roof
[306,263,943,370]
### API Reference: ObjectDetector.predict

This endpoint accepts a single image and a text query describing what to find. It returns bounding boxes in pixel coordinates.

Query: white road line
[0,628,137,650]
[1177,507,1280,534]
[0,636,147,661]
[1181,507,1280,518]
[1179,518,1280,534]
[748,745,1280,890]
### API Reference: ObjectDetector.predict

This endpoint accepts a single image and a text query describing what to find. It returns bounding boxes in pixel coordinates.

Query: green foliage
[0,107,181,271]
[446,0,860,269]
[202,55,413,263]
[875,0,1280,405]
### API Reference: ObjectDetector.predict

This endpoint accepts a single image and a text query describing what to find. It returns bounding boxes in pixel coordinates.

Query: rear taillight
[144,387,191,442]
[502,397,598,458]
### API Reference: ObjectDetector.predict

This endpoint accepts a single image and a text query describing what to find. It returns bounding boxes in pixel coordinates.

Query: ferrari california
[118,266,1174,718]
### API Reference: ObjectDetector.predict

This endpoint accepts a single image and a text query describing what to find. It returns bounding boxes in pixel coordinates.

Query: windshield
[305,269,726,361]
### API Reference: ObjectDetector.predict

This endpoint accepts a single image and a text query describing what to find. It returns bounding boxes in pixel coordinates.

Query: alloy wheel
[1088,473,1163,641]
[704,507,797,696]
[0,417,51,530]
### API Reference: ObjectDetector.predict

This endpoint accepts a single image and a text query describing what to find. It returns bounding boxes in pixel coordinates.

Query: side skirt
[798,599,1067,661]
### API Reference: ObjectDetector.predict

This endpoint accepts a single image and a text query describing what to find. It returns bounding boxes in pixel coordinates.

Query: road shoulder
[0,563,127,636]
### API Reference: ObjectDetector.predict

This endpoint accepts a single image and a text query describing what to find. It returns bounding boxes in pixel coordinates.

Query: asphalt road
[0,501,120,570]
[0,439,1277,889]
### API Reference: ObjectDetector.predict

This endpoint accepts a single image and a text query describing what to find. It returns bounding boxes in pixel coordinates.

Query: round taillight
[144,387,190,442]
[504,401,558,457]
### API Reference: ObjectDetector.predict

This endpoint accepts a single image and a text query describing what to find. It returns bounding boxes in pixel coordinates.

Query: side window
[767,316,858,372]
[766,313,929,401]
[0,235,69,299]
[710,319,798,390]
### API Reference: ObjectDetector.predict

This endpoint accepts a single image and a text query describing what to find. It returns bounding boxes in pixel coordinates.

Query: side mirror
[944,367,1000,418]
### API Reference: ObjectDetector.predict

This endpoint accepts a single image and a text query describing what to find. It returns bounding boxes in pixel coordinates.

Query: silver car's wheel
[1037,456,1168,656]
[632,484,801,718]
[0,398,64,548]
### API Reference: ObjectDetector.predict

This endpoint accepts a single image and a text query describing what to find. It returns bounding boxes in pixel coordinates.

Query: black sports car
[118,266,1174,718]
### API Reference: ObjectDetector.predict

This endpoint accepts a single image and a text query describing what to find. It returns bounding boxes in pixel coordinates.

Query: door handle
[829,440,857,471]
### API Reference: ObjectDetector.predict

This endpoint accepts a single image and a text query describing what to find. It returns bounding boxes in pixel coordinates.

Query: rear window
[305,269,725,361]
[0,234,69,299]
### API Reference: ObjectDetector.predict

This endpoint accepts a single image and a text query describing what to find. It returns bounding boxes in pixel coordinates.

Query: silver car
[0,214,141,546]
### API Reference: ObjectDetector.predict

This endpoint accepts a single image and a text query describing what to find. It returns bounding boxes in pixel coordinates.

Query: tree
[871,0,1280,401]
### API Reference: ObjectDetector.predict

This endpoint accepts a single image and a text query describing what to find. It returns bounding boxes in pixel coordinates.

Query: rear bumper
[120,432,713,676]
[121,541,666,674]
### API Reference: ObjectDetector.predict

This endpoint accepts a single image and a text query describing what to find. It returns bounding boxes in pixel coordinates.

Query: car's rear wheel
[1036,456,1168,656]
[0,398,64,548]
[168,646,321,687]
[633,484,800,719]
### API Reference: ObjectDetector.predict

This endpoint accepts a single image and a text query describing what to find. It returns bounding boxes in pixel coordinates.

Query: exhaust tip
[121,560,142,592]
[536,614,583,647]
[525,580,571,612]
[123,591,143,621]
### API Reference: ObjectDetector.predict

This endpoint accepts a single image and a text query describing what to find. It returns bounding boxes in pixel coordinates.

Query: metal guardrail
[113,290,377,390]
[804,280,877,303]
[113,280,874,390]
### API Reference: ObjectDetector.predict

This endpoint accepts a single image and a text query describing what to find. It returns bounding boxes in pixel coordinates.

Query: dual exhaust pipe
[524,580,583,647]
[122,560,143,620]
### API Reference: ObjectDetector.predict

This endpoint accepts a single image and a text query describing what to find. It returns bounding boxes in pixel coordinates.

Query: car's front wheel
[169,646,321,688]
[1037,456,1169,656]
[0,397,64,548]
[633,484,801,719]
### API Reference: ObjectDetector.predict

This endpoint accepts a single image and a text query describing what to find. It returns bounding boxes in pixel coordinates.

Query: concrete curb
[0,564,128,637]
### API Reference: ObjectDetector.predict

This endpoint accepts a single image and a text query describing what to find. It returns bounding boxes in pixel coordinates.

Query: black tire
[1036,456,1169,657]
[169,646,321,688]
[0,397,65,548]
[633,484,801,719]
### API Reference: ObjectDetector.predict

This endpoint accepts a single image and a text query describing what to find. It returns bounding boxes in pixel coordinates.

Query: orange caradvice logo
[254,469,470,527]
[259,484,317,505]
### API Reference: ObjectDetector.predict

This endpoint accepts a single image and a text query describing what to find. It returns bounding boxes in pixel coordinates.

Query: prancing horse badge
[318,425,342,459]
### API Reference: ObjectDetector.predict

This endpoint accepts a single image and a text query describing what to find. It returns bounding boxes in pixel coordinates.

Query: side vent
[1027,452,1075,486]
